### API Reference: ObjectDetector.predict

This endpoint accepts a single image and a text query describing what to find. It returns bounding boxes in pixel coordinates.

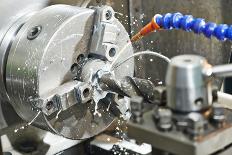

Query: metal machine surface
[2,1,232,155]
[81,52,232,155]
[0,2,134,140]
[126,55,232,155]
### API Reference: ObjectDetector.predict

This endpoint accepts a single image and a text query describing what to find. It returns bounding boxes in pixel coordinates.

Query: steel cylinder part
[166,55,212,112]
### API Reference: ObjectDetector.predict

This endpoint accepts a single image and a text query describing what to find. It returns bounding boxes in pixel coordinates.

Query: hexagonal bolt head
[156,108,173,131]
[211,104,226,127]
[153,86,166,105]
[130,96,144,123]
[186,113,207,139]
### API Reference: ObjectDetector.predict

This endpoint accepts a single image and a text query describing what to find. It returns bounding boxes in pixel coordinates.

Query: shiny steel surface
[99,74,158,104]
[0,0,49,42]
[4,5,133,139]
[0,0,49,101]
[128,110,232,155]
[6,5,94,123]
[211,64,232,77]
[166,55,211,112]
[0,0,49,133]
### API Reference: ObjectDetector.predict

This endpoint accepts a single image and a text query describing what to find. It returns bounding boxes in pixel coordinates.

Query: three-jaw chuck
[0,4,134,139]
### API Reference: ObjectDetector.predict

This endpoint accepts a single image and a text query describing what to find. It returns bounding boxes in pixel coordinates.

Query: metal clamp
[90,6,120,61]
[37,81,92,116]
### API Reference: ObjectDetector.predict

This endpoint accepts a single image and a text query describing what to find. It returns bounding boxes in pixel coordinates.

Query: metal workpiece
[79,59,110,82]
[166,55,212,112]
[98,73,155,99]
[99,74,162,104]
[0,4,134,140]
[98,73,129,97]
[129,78,167,104]
[124,77,155,102]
